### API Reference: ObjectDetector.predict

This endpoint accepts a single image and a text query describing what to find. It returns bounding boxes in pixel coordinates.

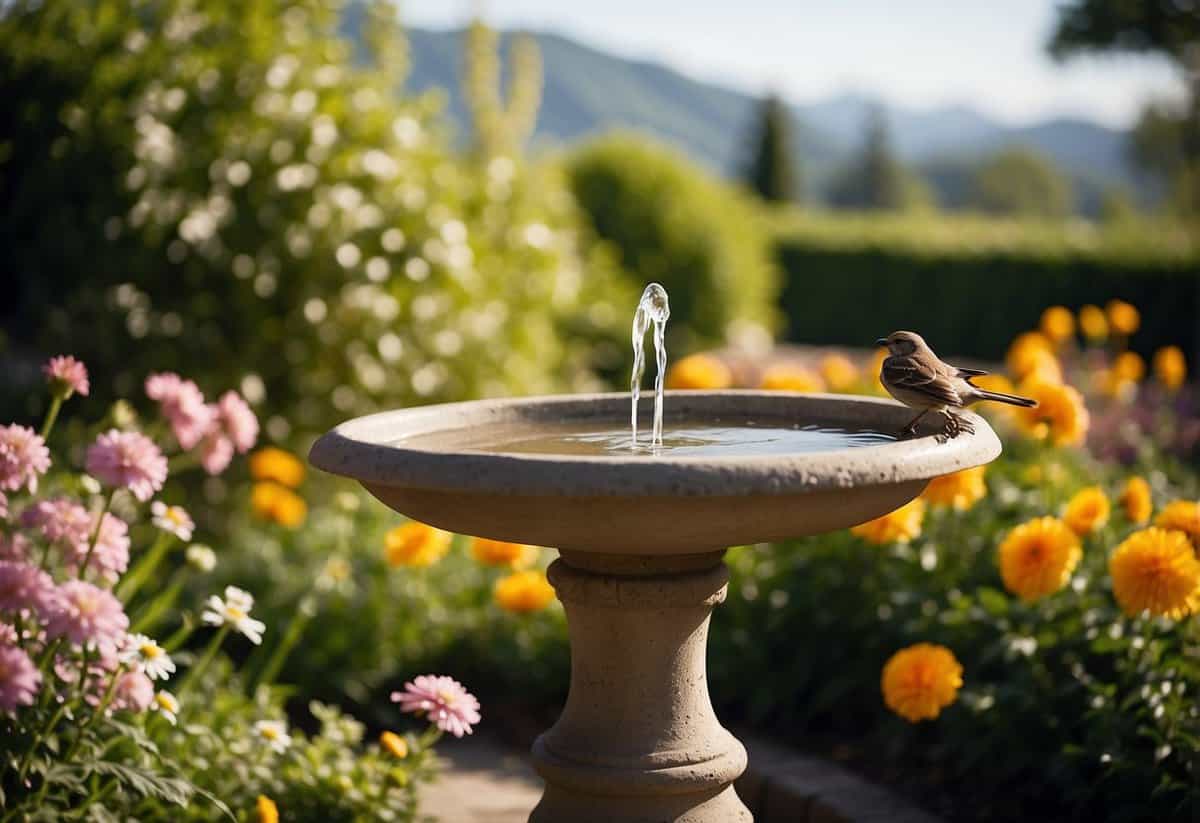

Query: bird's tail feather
[977,389,1037,408]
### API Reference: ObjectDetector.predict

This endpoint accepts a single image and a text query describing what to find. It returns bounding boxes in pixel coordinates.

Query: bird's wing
[885,356,962,405]
[955,366,988,378]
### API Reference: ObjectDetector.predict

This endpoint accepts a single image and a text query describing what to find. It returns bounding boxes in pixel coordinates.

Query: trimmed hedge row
[774,214,1200,360]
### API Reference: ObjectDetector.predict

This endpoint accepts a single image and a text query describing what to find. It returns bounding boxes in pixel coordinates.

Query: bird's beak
[875,338,888,348]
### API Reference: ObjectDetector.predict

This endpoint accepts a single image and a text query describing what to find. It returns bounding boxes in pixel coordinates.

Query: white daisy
[152,690,180,724]
[253,719,292,754]
[120,633,177,680]
[185,544,217,572]
[201,586,265,644]
[151,501,194,541]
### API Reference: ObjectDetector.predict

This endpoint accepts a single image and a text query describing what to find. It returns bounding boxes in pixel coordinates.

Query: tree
[744,94,799,203]
[970,148,1073,218]
[828,109,931,211]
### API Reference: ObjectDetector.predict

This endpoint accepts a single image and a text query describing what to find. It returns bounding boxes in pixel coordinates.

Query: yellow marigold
[380,730,408,759]
[471,537,537,569]
[1078,304,1108,342]
[760,364,825,393]
[1005,331,1055,380]
[256,796,279,823]
[1118,477,1153,525]
[1155,500,1200,545]
[1106,299,1140,337]
[249,447,305,488]
[250,482,307,528]
[384,522,451,568]
[851,498,926,545]
[1153,345,1186,391]
[1109,528,1200,619]
[1063,486,1110,536]
[665,354,733,390]
[1039,306,1075,346]
[881,643,963,723]
[494,569,556,613]
[1112,351,1145,383]
[819,354,859,392]
[921,466,987,511]
[1093,368,1136,401]
[1013,380,1089,447]
[997,516,1081,602]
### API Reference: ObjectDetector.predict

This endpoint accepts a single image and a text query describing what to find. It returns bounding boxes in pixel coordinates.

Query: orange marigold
[1106,299,1140,337]
[851,498,926,545]
[1013,380,1089,447]
[998,516,1081,602]
[881,643,963,723]
[1005,332,1057,381]
[760,364,825,393]
[1109,528,1200,619]
[256,796,279,823]
[921,466,987,511]
[819,354,859,392]
[1063,486,1110,536]
[1078,304,1108,341]
[248,447,305,488]
[1155,500,1200,545]
[1118,477,1153,525]
[471,537,538,569]
[380,730,409,758]
[250,482,307,528]
[1112,351,1145,383]
[384,522,451,568]
[494,569,556,613]
[1153,346,1186,391]
[1039,306,1075,346]
[665,354,733,390]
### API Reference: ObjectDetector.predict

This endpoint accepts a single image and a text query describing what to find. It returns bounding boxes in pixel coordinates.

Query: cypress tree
[745,94,798,203]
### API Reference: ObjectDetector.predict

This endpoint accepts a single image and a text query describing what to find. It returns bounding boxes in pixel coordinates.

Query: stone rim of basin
[308,390,1001,498]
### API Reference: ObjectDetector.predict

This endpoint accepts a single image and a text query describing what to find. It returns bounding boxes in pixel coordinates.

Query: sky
[398,0,1185,128]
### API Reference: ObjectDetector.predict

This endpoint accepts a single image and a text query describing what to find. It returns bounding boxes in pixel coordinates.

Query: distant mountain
[397,24,1142,210]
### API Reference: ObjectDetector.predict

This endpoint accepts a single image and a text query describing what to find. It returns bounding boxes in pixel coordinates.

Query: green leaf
[86,762,193,806]
[976,586,1009,617]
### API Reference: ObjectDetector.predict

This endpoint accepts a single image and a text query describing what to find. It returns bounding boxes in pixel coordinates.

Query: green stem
[162,619,196,653]
[71,777,117,818]
[117,530,174,603]
[17,700,69,782]
[62,665,125,765]
[78,491,116,582]
[39,393,64,441]
[177,625,229,698]
[250,601,313,691]
[129,573,186,634]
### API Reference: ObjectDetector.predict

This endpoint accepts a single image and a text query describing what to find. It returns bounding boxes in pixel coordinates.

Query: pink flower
[198,431,234,475]
[0,561,57,616]
[391,674,481,738]
[217,391,258,453]
[43,355,89,397]
[86,429,167,502]
[110,670,154,713]
[0,492,7,520]
[145,373,214,450]
[0,425,51,494]
[45,581,128,649]
[0,645,41,712]
[21,497,92,550]
[83,513,130,584]
[0,533,29,562]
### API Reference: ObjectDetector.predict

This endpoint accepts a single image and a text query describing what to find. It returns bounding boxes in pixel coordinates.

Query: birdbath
[309,390,1000,822]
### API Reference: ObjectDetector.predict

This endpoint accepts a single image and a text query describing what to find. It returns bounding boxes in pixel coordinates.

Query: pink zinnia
[0,561,56,616]
[43,355,90,397]
[145,373,214,450]
[0,491,7,520]
[86,429,167,502]
[0,425,51,494]
[21,497,92,550]
[83,513,130,584]
[0,533,27,563]
[391,674,481,738]
[217,391,258,453]
[110,670,154,713]
[0,645,41,712]
[45,580,128,649]
[198,431,234,475]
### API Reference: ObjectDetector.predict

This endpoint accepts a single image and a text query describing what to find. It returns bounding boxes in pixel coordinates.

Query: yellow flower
[384,522,451,568]
[1063,486,1110,536]
[921,466,987,511]
[1078,304,1108,342]
[819,354,859,392]
[1039,306,1075,346]
[1155,500,1200,545]
[471,537,538,569]
[1153,346,1186,391]
[997,516,1081,602]
[881,643,963,723]
[760,364,825,393]
[1094,368,1136,401]
[1106,299,1140,337]
[1013,380,1089,447]
[1112,351,1145,383]
[665,354,733,390]
[249,447,305,488]
[1005,332,1057,381]
[380,730,408,759]
[250,482,307,528]
[1118,477,1153,525]
[256,796,279,823]
[494,569,556,613]
[1109,528,1200,619]
[851,499,926,545]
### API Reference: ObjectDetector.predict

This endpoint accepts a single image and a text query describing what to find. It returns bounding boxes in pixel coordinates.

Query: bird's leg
[939,411,974,440]
[901,409,929,438]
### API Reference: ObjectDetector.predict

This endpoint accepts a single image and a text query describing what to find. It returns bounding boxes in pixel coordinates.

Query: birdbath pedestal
[309,391,1000,822]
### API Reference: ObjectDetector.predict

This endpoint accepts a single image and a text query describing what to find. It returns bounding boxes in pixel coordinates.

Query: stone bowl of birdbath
[310,390,1001,822]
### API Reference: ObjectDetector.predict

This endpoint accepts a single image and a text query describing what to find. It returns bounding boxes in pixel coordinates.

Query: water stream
[631,283,670,449]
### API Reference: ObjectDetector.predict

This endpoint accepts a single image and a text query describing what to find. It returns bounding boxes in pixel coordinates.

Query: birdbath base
[529,550,752,823]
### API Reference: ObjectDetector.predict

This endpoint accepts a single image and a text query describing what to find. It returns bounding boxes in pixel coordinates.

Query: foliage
[1131,100,1200,216]
[0,0,630,434]
[743,94,799,203]
[827,109,932,212]
[970,148,1073,218]
[565,133,781,352]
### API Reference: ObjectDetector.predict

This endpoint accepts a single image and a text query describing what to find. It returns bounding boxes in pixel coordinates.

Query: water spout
[631,283,670,449]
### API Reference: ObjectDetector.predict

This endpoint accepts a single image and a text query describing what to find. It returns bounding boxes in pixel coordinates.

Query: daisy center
[226,606,246,620]
[140,643,161,659]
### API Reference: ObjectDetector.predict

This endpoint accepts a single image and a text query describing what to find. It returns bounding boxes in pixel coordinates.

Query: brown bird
[876,331,1037,439]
